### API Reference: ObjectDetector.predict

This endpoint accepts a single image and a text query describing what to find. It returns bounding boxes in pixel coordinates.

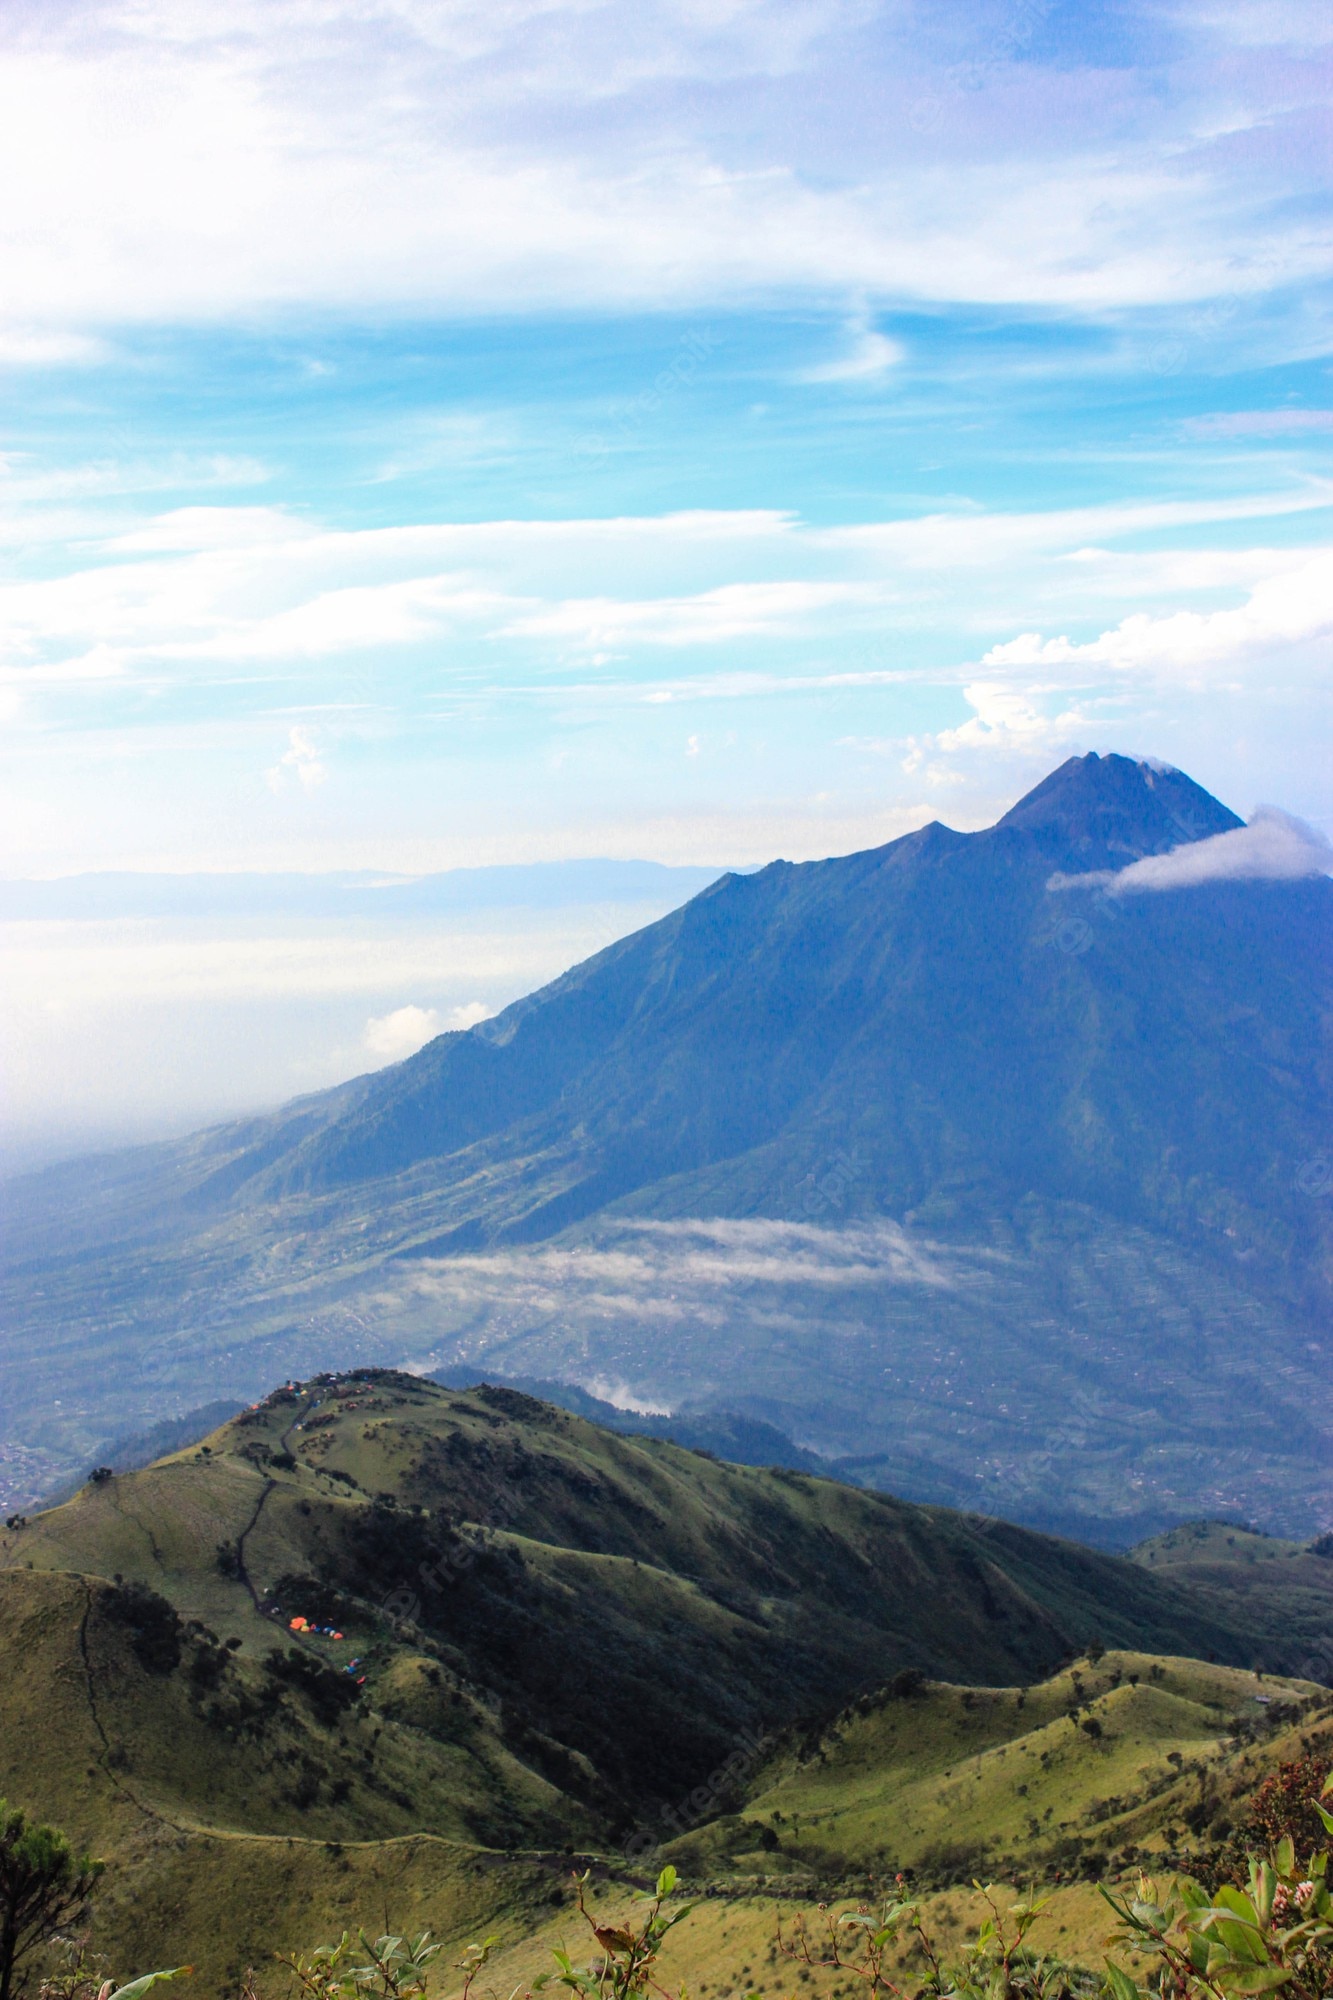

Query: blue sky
[1,0,1331,1152]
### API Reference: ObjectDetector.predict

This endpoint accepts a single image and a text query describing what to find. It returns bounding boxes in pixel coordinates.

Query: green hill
[1130,1520,1333,1683]
[2,1373,1330,1995]
[665,1651,1332,1886]
[2,1370,1312,1819]
[0,1566,578,1994]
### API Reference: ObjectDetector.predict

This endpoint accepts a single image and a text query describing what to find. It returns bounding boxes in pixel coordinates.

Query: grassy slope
[3,1375,1296,1784]
[0,1568,575,1994]
[7,1564,1325,2000]
[3,1374,1331,1996]
[688,1652,1332,1881]
[1131,1522,1333,1679]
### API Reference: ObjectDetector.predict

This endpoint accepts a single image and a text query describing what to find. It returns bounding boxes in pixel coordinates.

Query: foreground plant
[450,1866,692,2000]
[285,1767,1333,2000]
[779,1879,1095,2000]
[273,1932,441,2000]
[0,1804,109,2000]
[538,1866,693,2000]
[1102,1834,1332,2000]
[38,1941,189,2000]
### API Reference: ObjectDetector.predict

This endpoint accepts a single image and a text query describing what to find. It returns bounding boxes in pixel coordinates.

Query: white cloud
[0,0,1328,332]
[1050,806,1333,896]
[798,320,904,383]
[363,1004,443,1061]
[3,486,1330,884]
[1186,409,1333,438]
[503,580,885,651]
[6,490,1327,701]
[982,548,1333,685]
[393,1217,956,1326]
[266,725,328,793]
[448,1000,494,1031]
[931,681,1090,755]
[582,1376,672,1415]
[362,998,495,1061]
[898,681,1093,781]
[0,327,108,367]
[820,490,1333,571]
[107,505,300,553]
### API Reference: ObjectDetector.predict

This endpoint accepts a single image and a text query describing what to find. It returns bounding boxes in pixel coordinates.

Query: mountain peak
[996,752,1242,859]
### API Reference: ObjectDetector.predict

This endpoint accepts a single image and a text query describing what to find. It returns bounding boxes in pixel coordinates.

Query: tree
[0,1802,103,2000]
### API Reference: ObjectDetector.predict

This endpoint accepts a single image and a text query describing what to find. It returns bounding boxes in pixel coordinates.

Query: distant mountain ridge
[2,754,1329,1536]
[0,857,727,921]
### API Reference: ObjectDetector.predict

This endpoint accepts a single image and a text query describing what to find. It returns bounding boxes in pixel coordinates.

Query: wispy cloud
[503,581,886,653]
[5,491,1329,698]
[1185,409,1333,438]
[0,328,108,367]
[388,1216,957,1329]
[797,320,904,383]
[1050,806,1333,895]
[1,0,1329,335]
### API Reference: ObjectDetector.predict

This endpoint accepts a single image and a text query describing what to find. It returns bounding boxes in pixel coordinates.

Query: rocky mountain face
[3,755,1329,1538]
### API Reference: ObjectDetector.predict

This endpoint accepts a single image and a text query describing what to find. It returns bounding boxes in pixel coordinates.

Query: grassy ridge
[5,1563,1326,1999]
[1,1372,1330,1995]
[669,1652,1332,1882]
[1131,1522,1333,1678]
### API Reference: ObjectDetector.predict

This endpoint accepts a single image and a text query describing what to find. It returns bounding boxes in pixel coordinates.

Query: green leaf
[1212,1889,1260,1921]
[1103,1962,1143,2000]
[656,1864,677,1898]
[1215,1968,1290,1996]
[109,1971,193,2000]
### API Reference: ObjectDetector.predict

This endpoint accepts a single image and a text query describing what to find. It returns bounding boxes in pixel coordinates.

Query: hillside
[669,1651,1333,1885]
[9,1553,1327,2000]
[2,754,1330,1537]
[1,1376,1329,1996]
[6,1370,1299,1823]
[1131,1521,1333,1684]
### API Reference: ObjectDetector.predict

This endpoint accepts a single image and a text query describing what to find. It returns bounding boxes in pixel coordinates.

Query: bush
[1244,1756,1330,1854]
[100,1583,182,1676]
[0,1801,103,2000]
[884,1667,926,1700]
[262,1649,357,1728]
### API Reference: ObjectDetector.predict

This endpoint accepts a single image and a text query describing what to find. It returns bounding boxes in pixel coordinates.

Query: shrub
[0,1802,103,2000]
[100,1583,182,1676]
[1244,1757,1330,1855]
